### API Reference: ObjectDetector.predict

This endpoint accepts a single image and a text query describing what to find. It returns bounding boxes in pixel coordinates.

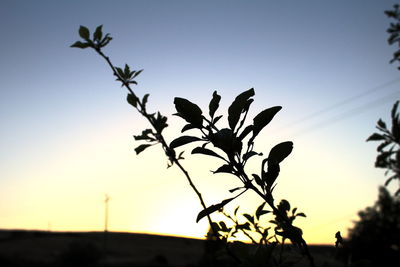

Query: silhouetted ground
[0,229,342,267]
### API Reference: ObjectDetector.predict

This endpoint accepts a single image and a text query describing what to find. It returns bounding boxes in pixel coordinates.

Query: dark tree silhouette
[346,186,400,266]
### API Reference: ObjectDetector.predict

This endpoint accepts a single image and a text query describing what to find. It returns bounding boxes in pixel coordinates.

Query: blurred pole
[104,194,110,254]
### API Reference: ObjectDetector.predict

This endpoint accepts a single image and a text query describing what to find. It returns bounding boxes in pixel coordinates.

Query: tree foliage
[346,187,400,266]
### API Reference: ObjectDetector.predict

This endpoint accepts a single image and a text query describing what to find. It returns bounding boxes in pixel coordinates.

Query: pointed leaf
[70,41,90,49]
[142,94,150,107]
[209,91,221,118]
[133,69,143,78]
[252,106,282,139]
[124,64,130,77]
[196,197,234,222]
[181,124,197,133]
[127,93,138,107]
[93,25,103,41]
[391,101,399,118]
[170,136,202,149]
[243,151,260,162]
[213,115,223,124]
[135,144,152,155]
[377,141,390,152]
[243,214,254,224]
[238,125,253,141]
[116,67,125,79]
[213,164,234,174]
[228,88,254,131]
[377,119,387,129]
[366,133,385,141]
[229,187,243,193]
[174,97,203,127]
[255,202,266,220]
[79,25,90,40]
[296,212,306,218]
[192,147,225,160]
[234,206,240,216]
[268,141,293,165]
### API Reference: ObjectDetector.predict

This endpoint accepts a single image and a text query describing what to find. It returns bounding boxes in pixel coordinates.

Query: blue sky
[0,0,399,244]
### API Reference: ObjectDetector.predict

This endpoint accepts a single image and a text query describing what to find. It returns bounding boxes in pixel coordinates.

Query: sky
[0,0,399,245]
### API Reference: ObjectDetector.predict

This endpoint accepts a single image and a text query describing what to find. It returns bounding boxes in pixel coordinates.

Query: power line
[290,90,399,137]
[278,78,400,132]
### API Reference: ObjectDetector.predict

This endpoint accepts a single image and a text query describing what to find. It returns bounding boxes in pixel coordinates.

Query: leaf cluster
[172,89,289,216]
[216,202,273,245]
[71,25,112,50]
[386,4,400,69]
[367,101,400,195]
[171,89,309,251]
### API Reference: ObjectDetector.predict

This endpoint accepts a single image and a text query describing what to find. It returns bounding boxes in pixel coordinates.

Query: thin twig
[93,47,220,240]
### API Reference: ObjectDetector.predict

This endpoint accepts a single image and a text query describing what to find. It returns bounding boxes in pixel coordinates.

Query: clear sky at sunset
[1,0,400,245]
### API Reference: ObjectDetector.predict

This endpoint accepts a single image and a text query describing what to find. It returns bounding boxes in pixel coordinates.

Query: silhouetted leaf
[385,174,397,186]
[238,125,253,141]
[228,88,254,131]
[264,163,280,190]
[268,141,293,165]
[243,214,254,224]
[229,187,243,193]
[181,124,197,133]
[219,221,228,232]
[377,119,387,129]
[292,207,297,215]
[255,202,266,220]
[127,93,138,107]
[209,91,221,118]
[377,141,390,152]
[296,212,306,218]
[252,106,282,139]
[367,133,385,141]
[100,33,112,47]
[213,164,234,174]
[391,100,399,118]
[135,144,152,155]
[213,115,223,124]
[116,67,125,79]
[79,25,90,40]
[124,64,130,77]
[133,69,143,78]
[234,206,240,216]
[142,94,150,107]
[170,136,202,149]
[174,97,203,127]
[93,25,103,41]
[196,197,234,222]
[243,151,260,162]
[70,41,90,49]
[192,147,225,160]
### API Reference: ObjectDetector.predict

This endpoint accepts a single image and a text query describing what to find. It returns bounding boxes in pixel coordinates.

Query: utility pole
[103,194,110,254]
[104,194,110,232]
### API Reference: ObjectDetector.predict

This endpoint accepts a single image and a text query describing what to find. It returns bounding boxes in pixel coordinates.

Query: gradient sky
[1,0,400,245]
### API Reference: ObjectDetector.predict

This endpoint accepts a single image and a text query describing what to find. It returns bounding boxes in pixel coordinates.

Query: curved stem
[94,48,220,240]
